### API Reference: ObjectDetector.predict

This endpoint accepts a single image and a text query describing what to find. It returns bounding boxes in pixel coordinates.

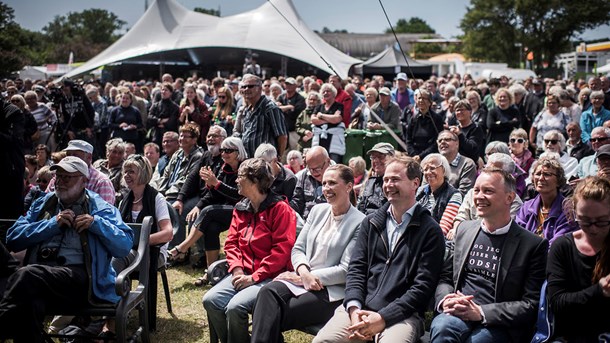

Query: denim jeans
[202,275,270,343]
[430,313,511,343]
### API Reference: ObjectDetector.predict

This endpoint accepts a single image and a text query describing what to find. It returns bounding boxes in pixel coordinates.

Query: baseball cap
[396,72,408,81]
[34,85,46,93]
[50,156,89,178]
[596,145,610,159]
[379,87,391,96]
[285,77,297,85]
[532,78,542,85]
[64,140,94,154]
[367,142,395,156]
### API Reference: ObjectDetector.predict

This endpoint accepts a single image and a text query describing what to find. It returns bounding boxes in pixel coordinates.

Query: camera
[37,247,66,265]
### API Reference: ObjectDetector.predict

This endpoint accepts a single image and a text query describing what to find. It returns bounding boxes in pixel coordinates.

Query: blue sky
[6,0,610,40]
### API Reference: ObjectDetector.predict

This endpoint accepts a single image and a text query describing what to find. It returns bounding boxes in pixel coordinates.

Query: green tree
[194,7,221,16]
[321,27,348,34]
[42,9,126,63]
[0,3,27,77]
[460,0,610,70]
[387,17,435,34]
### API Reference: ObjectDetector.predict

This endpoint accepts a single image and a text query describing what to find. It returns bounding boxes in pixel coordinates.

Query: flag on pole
[68,51,74,65]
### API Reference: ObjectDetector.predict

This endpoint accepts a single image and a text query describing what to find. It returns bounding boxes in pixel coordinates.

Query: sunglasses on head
[510,138,525,144]
[544,139,558,145]
[220,148,237,154]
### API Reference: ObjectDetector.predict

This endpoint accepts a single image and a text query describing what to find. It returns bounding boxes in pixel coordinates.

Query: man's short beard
[208,144,220,156]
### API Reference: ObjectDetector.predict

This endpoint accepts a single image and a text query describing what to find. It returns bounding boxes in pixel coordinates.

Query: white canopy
[63,0,361,79]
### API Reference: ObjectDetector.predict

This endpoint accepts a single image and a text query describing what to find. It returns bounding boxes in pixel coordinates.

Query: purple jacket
[515,193,576,247]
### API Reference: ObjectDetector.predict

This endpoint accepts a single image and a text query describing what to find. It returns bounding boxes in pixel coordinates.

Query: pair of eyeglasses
[220,148,237,154]
[533,171,556,179]
[510,138,525,144]
[544,139,558,145]
[422,164,443,173]
[575,218,610,229]
[240,84,258,89]
[590,137,609,143]
[308,161,327,174]
[217,95,226,99]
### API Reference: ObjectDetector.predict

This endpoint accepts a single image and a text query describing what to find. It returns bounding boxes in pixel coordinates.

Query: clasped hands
[347,307,386,340]
[231,268,255,291]
[441,291,483,322]
[56,209,93,233]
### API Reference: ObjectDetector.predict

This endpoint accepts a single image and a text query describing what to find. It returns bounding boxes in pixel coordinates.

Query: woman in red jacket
[202,158,296,343]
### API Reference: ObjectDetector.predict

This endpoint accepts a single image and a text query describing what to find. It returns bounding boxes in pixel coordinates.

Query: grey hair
[486,153,515,173]
[543,130,567,151]
[209,125,228,138]
[221,137,248,161]
[591,126,610,137]
[485,141,510,155]
[254,143,278,163]
[421,153,451,180]
[286,150,303,164]
[320,83,337,97]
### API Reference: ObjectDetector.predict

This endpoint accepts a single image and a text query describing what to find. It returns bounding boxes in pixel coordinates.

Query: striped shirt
[240,96,287,157]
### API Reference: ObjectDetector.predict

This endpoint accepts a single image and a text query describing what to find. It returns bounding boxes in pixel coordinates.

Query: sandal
[168,247,188,266]
[194,271,209,287]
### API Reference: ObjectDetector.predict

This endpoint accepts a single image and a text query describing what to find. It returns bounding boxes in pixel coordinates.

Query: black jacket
[344,202,445,327]
[405,109,444,159]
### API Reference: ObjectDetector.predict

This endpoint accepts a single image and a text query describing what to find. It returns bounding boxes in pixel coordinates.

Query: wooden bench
[0,216,153,343]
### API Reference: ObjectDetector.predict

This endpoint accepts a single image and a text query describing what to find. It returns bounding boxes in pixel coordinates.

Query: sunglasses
[590,137,609,143]
[217,95,226,99]
[240,84,258,89]
[510,138,525,144]
[544,139,558,145]
[220,148,237,154]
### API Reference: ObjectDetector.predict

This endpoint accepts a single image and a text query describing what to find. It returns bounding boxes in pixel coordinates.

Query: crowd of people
[0,69,610,342]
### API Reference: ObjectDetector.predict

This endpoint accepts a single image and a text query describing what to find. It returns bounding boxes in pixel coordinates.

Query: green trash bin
[343,129,367,165]
[363,130,399,169]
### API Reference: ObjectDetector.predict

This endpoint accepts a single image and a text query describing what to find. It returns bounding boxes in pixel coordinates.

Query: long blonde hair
[213,87,234,120]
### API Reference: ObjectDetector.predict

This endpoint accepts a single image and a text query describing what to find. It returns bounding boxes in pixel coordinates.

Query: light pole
[515,43,523,69]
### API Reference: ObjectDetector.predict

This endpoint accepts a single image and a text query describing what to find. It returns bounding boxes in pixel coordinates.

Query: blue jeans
[430,313,511,343]
[202,275,270,343]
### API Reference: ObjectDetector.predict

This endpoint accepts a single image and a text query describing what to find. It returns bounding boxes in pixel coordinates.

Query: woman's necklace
[133,196,143,204]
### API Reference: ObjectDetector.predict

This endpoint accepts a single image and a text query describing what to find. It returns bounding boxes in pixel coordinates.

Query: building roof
[63,0,361,79]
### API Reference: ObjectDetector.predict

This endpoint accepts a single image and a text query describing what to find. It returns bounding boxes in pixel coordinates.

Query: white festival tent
[62,0,361,80]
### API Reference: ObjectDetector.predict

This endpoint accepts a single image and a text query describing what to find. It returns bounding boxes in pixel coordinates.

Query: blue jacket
[7,190,134,303]
[580,106,610,143]
[515,193,576,247]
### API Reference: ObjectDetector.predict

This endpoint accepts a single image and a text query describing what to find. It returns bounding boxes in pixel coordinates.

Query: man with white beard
[171,125,226,267]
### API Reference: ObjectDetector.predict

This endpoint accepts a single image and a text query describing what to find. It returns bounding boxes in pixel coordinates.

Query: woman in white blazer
[251,164,366,343]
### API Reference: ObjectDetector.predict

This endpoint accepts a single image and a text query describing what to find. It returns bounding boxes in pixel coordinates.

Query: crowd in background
[1,68,610,342]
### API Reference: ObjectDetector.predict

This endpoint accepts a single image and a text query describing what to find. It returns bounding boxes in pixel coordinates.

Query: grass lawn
[150,259,315,343]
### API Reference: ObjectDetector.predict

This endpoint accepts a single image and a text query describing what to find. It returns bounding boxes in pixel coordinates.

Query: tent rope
[378,0,416,81]
[266,0,340,77]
